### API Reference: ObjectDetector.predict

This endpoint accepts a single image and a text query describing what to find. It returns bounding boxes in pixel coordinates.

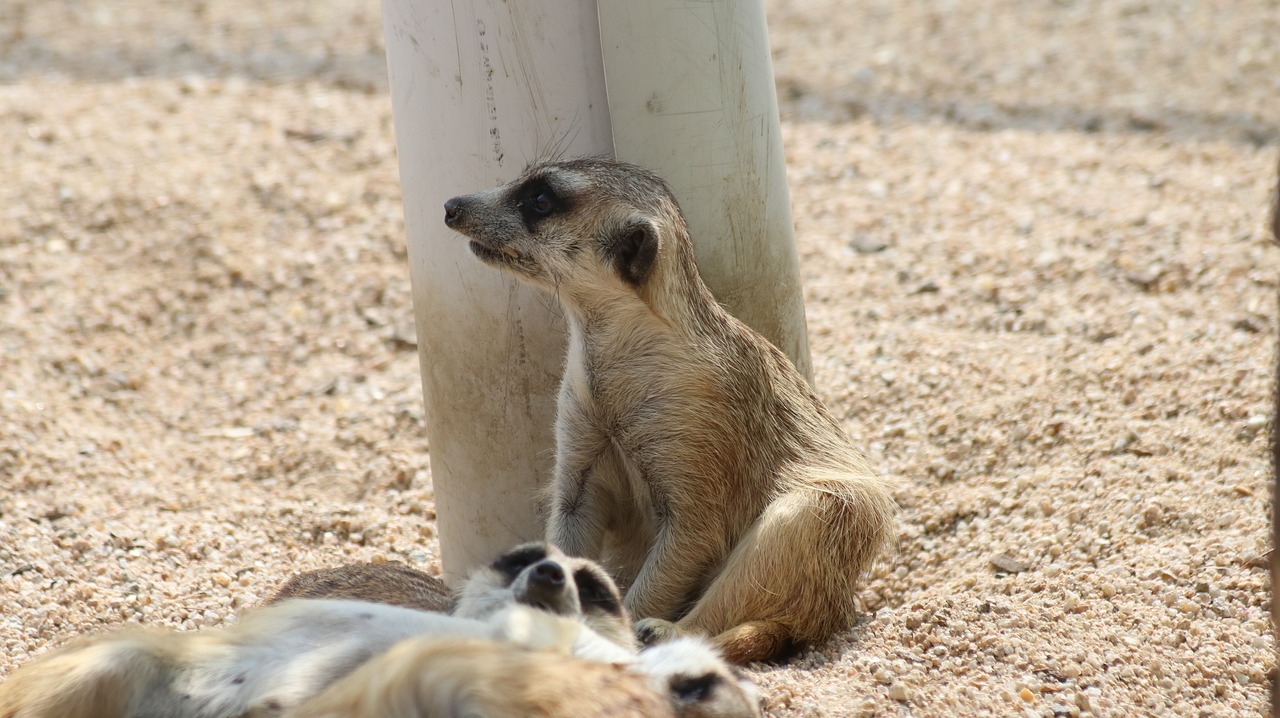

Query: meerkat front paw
[634,617,682,646]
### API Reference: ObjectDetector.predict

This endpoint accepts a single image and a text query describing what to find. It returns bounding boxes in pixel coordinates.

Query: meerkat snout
[443,196,465,227]
[517,559,570,613]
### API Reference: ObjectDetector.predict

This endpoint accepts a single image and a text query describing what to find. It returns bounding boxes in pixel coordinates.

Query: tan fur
[445,157,898,663]
[0,597,758,718]
[288,631,762,718]
[0,545,653,718]
[0,602,571,718]
[286,639,669,718]
[265,542,639,655]
[0,632,174,718]
[264,561,453,613]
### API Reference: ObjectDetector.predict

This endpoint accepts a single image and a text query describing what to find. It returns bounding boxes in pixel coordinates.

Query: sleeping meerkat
[0,545,639,718]
[444,157,898,663]
[264,559,453,613]
[285,545,761,717]
[262,542,638,655]
[0,601,568,718]
[286,633,762,718]
[452,542,640,653]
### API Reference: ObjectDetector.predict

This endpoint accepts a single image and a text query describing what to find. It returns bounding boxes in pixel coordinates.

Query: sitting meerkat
[0,545,639,717]
[287,631,762,718]
[443,157,898,663]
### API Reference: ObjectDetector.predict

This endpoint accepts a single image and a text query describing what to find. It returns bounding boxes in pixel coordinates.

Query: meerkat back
[263,561,452,613]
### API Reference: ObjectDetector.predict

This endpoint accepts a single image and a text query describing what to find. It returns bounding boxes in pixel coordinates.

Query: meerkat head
[454,542,638,652]
[443,157,697,310]
[637,638,765,718]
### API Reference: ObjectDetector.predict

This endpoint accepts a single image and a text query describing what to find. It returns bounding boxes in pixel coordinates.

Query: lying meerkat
[286,545,761,718]
[0,601,562,718]
[264,559,452,613]
[452,542,639,653]
[444,157,898,663]
[263,542,638,654]
[0,545,637,717]
[288,631,762,718]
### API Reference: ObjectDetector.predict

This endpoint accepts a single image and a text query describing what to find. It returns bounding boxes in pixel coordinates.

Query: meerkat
[0,601,559,718]
[286,545,762,717]
[264,559,452,613]
[451,542,640,654]
[263,542,638,654]
[443,157,898,663]
[0,545,638,718]
[287,633,762,718]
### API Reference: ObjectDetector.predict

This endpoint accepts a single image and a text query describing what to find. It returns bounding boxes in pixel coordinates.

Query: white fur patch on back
[633,637,726,679]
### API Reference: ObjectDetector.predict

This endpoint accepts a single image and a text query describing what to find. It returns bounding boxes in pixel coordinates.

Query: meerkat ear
[606,221,659,287]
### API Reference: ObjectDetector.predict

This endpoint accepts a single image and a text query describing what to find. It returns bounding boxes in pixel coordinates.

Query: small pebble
[849,234,889,253]
[990,554,1031,574]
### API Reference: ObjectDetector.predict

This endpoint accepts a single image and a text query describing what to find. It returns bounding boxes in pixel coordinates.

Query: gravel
[1,1,1275,716]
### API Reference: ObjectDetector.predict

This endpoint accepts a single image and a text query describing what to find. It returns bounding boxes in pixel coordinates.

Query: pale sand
[0,1,1275,715]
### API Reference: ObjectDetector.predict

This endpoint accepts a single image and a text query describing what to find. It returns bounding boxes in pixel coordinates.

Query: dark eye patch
[513,177,568,228]
[491,544,549,581]
[573,568,621,615]
[669,673,721,704]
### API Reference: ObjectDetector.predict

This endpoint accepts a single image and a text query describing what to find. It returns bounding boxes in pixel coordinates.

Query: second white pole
[597,0,812,380]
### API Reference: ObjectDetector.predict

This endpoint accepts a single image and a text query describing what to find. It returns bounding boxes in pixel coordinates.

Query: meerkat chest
[566,330,704,418]
[563,332,594,403]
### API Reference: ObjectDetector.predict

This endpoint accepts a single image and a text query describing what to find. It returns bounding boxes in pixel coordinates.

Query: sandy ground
[1,1,1277,716]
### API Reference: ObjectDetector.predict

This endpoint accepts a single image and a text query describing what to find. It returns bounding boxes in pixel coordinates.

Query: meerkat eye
[530,191,556,216]
[669,673,721,704]
[515,179,562,226]
[573,568,622,615]
[491,544,549,581]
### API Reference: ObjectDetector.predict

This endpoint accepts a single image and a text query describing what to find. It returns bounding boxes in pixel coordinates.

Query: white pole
[596,0,812,380]
[380,0,613,584]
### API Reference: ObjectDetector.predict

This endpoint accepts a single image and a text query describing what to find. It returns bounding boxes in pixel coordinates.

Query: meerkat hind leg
[667,478,893,664]
[595,445,655,591]
[635,617,796,666]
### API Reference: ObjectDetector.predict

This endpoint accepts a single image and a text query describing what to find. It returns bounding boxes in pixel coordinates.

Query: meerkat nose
[443,197,465,226]
[530,560,565,588]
